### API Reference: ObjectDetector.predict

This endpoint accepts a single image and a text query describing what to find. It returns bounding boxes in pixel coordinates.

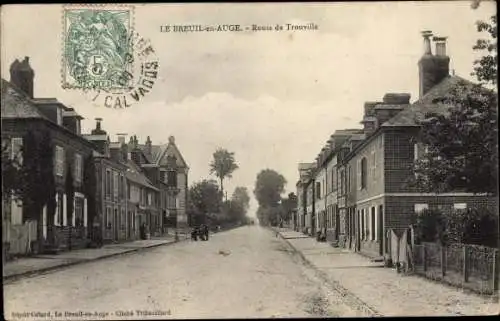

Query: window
[360,157,367,189]
[371,207,376,241]
[167,170,177,187]
[331,170,336,192]
[360,210,365,240]
[105,170,111,198]
[121,208,126,229]
[75,120,81,135]
[55,146,65,176]
[75,197,84,227]
[148,192,152,206]
[453,203,467,210]
[11,137,23,165]
[106,207,111,229]
[113,172,118,200]
[57,193,64,226]
[316,182,321,199]
[56,107,63,126]
[414,203,429,214]
[74,153,82,182]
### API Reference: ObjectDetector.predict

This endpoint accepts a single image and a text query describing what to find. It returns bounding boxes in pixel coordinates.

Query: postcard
[1,2,498,320]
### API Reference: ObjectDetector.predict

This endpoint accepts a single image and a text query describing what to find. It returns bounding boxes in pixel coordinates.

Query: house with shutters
[336,33,496,259]
[296,32,496,261]
[133,135,189,230]
[2,57,96,255]
[83,120,130,243]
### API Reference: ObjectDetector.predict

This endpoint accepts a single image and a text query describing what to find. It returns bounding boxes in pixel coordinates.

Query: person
[204,224,209,241]
[191,226,198,241]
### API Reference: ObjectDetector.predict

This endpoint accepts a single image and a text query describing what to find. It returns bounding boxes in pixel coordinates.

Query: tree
[17,130,56,251]
[38,131,56,246]
[472,15,497,85]
[188,179,222,226]
[412,14,498,195]
[1,139,22,202]
[280,192,298,224]
[232,186,250,211]
[254,169,286,208]
[254,169,287,226]
[209,148,239,201]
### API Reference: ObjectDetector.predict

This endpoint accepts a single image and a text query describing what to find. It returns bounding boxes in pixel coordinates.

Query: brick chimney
[360,101,380,136]
[418,31,450,98]
[145,136,152,157]
[372,93,410,126]
[117,133,128,161]
[90,118,109,156]
[10,57,35,98]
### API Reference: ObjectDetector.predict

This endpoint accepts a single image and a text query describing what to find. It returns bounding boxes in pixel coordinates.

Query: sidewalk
[3,235,180,281]
[275,228,499,317]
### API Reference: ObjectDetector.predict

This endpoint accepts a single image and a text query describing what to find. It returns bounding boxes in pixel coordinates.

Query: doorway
[114,209,118,241]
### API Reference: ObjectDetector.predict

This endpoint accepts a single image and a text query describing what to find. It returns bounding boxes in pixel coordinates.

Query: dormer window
[56,107,63,126]
[75,119,81,135]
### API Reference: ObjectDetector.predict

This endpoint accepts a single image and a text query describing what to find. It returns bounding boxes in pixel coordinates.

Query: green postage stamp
[62,6,134,91]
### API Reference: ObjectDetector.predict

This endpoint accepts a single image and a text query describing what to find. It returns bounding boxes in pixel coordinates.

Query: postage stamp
[61,5,159,108]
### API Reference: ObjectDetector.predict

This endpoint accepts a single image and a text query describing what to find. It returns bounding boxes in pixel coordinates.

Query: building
[134,136,189,229]
[339,33,496,259]
[297,32,496,262]
[83,120,130,243]
[2,57,96,254]
[296,163,315,233]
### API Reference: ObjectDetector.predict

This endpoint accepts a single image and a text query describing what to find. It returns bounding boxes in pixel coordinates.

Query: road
[3,226,361,320]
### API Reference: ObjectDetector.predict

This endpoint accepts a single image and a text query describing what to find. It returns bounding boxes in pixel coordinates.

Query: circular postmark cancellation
[62,6,159,108]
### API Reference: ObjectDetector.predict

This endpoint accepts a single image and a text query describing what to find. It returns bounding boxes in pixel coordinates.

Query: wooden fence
[412,242,498,295]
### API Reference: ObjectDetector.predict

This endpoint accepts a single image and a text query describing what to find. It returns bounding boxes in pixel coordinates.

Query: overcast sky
[1,2,496,217]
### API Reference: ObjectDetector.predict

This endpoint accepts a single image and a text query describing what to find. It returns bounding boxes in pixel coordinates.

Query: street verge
[3,238,184,284]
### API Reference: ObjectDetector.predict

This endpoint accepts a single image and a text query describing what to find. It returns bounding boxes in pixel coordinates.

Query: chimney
[145,136,152,156]
[418,31,450,98]
[372,93,410,126]
[361,102,380,135]
[117,133,127,146]
[91,118,107,135]
[10,57,35,98]
[433,36,447,56]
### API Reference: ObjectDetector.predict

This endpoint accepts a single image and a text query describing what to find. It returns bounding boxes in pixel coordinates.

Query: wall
[384,129,419,193]
[176,169,188,228]
[384,194,497,230]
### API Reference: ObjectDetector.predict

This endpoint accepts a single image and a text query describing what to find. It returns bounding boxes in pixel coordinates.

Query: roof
[124,160,158,191]
[138,140,189,169]
[1,79,45,119]
[382,75,474,127]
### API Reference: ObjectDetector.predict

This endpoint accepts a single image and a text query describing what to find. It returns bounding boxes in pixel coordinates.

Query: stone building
[2,57,96,254]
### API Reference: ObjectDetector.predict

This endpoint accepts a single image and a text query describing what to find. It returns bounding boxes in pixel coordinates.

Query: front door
[378,205,384,256]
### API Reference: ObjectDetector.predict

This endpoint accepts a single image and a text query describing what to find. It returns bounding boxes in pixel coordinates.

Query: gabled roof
[124,159,158,191]
[382,75,474,127]
[1,79,45,119]
[138,138,189,169]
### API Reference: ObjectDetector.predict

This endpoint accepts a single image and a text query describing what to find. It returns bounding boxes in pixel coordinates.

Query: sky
[1,2,496,217]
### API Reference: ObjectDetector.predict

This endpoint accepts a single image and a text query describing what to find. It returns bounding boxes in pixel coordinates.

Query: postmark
[62,5,159,108]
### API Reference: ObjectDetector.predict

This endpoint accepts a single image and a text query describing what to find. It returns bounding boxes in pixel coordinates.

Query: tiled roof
[1,79,45,120]
[382,76,474,127]
[124,160,158,191]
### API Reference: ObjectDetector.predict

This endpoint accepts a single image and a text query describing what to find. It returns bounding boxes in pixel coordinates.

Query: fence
[3,220,38,257]
[413,242,498,295]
